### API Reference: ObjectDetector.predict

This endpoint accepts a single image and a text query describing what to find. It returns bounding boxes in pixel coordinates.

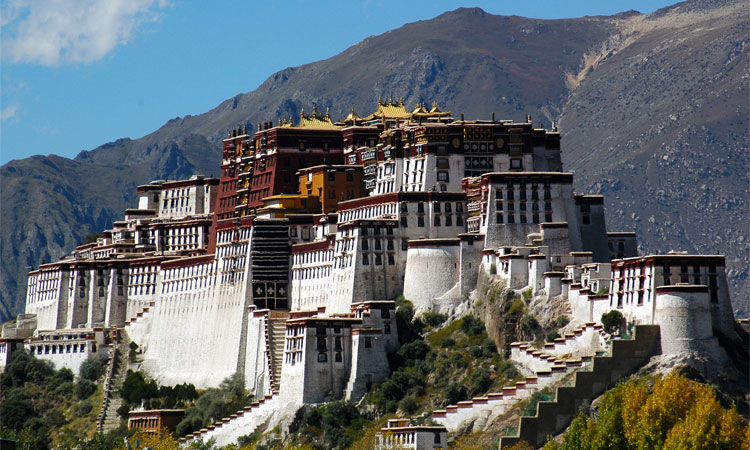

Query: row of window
[495,213,553,224]
[362,254,396,266]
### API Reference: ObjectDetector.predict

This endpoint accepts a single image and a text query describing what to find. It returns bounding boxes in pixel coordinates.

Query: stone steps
[181,394,280,446]
[499,325,660,449]
[98,328,131,433]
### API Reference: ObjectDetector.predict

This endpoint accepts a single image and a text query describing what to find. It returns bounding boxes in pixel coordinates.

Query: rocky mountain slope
[1,0,747,321]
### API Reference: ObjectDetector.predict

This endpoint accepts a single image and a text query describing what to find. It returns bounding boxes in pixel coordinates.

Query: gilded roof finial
[399,97,404,106]
[300,107,305,118]
[461,112,465,122]
[313,104,318,117]
[325,107,330,119]
[378,96,383,105]
[389,93,393,105]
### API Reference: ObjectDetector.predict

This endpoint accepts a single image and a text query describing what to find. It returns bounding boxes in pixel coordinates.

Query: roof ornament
[399,97,404,107]
[461,112,465,122]
[388,93,393,105]
[378,96,383,105]
[491,112,495,122]
[325,107,331,119]
[526,114,532,123]
[312,104,318,117]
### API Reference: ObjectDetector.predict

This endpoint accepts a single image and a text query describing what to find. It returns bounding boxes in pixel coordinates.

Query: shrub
[422,311,448,327]
[117,404,130,419]
[521,288,533,302]
[546,330,560,342]
[601,310,626,335]
[397,339,430,364]
[79,356,105,381]
[470,367,492,395]
[554,315,570,329]
[461,315,485,336]
[75,379,97,399]
[507,298,525,316]
[444,382,467,404]
[121,370,158,405]
[399,394,419,414]
[77,399,93,415]
[440,337,456,348]
[500,361,520,380]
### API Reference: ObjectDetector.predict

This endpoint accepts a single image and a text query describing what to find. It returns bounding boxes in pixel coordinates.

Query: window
[520,202,526,211]
[388,254,395,265]
[511,158,523,169]
[317,338,327,351]
[335,337,342,351]
[496,213,503,224]
[445,203,452,213]
[508,214,515,224]
[375,240,381,250]
[365,338,372,348]
[328,190,336,199]
[318,352,327,363]
[507,202,515,211]
[532,214,540,224]
[545,214,552,222]
[445,215,453,226]
[520,215,527,223]
[335,352,342,362]
[456,202,463,212]
[375,255,382,265]
[362,254,369,265]
[362,240,369,251]
[402,239,409,251]
[384,323,392,334]
[387,240,394,250]
[545,202,552,211]
[434,216,441,226]
[418,216,425,227]
[346,171,354,181]
[582,215,590,225]
[437,171,449,182]
[456,216,463,226]
[417,203,425,213]
[400,216,408,227]
[400,203,408,213]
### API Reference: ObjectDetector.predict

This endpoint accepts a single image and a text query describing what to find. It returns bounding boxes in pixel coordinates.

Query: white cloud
[1,104,20,121]
[1,0,169,66]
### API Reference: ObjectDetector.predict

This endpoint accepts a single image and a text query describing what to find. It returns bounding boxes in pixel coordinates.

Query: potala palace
[2,99,743,448]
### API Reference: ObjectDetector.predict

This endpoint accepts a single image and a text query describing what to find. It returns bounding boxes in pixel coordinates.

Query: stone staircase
[265,311,289,392]
[124,301,155,327]
[181,394,281,446]
[97,329,131,432]
[499,325,660,449]
[432,323,607,432]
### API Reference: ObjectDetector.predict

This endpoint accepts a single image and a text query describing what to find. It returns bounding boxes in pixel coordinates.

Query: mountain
[1,0,747,322]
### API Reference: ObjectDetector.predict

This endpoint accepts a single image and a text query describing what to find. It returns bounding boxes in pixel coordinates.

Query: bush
[77,399,93,415]
[470,367,492,395]
[440,337,456,348]
[601,310,626,335]
[121,370,158,405]
[546,330,561,342]
[75,379,97,399]
[461,315,485,336]
[79,356,105,382]
[397,339,430,364]
[444,382,468,404]
[500,361,520,380]
[399,394,419,414]
[422,311,448,327]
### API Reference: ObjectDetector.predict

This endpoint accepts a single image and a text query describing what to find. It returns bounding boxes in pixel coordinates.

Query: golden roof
[365,96,412,120]
[298,105,340,129]
[428,101,450,117]
[343,108,364,125]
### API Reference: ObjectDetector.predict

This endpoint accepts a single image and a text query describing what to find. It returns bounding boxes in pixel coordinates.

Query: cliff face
[1,0,747,321]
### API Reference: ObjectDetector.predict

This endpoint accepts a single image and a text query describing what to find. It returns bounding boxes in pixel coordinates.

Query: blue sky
[0,0,676,164]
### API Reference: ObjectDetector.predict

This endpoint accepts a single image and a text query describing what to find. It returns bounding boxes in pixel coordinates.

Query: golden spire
[325,107,330,119]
